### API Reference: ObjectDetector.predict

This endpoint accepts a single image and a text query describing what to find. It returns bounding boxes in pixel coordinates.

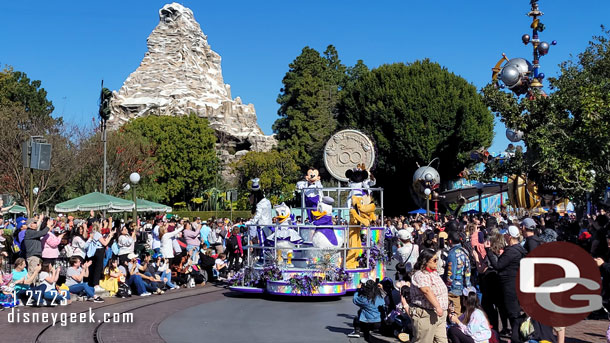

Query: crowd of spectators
[349,209,610,343]
[1,205,608,343]
[0,211,245,306]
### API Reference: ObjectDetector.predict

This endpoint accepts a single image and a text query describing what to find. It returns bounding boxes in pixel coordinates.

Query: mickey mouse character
[296,167,323,221]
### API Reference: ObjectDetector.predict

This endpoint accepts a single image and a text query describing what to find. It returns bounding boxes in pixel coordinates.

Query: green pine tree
[273,45,347,170]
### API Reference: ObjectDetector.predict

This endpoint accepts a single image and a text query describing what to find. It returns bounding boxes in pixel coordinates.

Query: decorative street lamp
[129,172,140,222]
[413,160,440,218]
[492,0,556,96]
[424,187,431,217]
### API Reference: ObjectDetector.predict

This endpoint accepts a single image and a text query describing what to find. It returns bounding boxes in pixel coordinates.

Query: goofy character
[346,194,376,269]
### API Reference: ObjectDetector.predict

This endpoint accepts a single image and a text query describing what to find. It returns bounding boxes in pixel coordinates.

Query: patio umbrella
[135,198,172,212]
[7,205,27,214]
[54,192,134,213]
[109,198,172,213]
[408,208,428,214]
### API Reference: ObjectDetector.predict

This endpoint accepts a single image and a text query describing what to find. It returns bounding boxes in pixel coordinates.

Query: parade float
[229,130,387,296]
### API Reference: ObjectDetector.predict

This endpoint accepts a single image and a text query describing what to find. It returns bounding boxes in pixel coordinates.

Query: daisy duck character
[312,196,344,249]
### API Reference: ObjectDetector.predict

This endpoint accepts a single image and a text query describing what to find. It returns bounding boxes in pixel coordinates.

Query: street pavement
[158,292,360,343]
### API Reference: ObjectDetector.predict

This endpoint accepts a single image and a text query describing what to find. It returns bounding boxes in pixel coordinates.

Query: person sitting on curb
[65,257,104,303]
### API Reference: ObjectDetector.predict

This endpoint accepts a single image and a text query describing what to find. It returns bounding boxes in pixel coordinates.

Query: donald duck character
[346,194,377,269]
[266,203,303,266]
[296,167,323,222]
[311,196,344,249]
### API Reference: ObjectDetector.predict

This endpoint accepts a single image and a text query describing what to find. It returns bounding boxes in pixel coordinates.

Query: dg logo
[517,241,602,327]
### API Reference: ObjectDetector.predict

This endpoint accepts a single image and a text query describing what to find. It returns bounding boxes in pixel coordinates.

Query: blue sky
[2,0,608,154]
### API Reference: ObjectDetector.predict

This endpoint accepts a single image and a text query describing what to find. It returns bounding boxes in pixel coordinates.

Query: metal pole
[102,120,107,194]
[478,190,483,215]
[29,168,34,217]
[426,195,430,217]
[434,199,438,221]
[132,185,137,223]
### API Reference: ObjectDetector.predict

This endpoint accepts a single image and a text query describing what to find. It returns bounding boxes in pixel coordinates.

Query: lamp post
[432,191,439,221]
[475,182,484,215]
[129,172,140,223]
[587,169,596,215]
[424,188,431,217]
[122,183,131,222]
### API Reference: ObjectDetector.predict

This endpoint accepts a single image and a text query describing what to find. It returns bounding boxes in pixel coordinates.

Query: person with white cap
[396,227,419,277]
[495,225,527,337]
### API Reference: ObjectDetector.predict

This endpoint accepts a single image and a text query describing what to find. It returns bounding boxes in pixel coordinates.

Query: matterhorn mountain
[109,2,276,171]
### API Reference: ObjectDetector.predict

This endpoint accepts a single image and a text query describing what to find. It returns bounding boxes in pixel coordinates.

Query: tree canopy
[273,45,346,170]
[483,27,610,200]
[0,67,89,214]
[65,129,156,201]
[232,150,301,208]
[0,66,55,120]
[121,114,219,204]
[338,60,494,213]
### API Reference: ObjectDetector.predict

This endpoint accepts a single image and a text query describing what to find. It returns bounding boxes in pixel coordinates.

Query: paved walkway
[0,285,224,342]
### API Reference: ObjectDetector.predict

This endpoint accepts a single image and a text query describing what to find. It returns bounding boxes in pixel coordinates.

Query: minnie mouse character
[345,164,376,209]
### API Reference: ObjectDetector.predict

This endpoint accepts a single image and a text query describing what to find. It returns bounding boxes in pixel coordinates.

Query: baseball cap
[397,229,412,241]
[521,217,536,230]
[508,225,520,238]
[127,253,138,260]
[25,218,36,227]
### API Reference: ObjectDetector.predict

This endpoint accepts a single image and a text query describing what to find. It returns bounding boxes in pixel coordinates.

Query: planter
[266,280,346,296]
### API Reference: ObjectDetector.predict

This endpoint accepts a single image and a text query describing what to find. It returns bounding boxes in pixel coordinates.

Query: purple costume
[313,215,337,245]
[305,195,320,222]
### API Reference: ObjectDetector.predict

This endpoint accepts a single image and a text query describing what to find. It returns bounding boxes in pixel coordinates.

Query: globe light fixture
[129,172,141,185]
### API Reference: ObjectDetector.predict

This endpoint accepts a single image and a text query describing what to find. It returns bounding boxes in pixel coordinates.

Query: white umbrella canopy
[54,192,134,213]
[108,198,172,213]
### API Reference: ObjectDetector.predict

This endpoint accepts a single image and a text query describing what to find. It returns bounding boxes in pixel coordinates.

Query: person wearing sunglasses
[409,249,449,342]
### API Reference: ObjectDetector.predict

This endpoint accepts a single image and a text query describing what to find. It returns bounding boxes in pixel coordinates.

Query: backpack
[226,234,237,253]
[116,282,131,298]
